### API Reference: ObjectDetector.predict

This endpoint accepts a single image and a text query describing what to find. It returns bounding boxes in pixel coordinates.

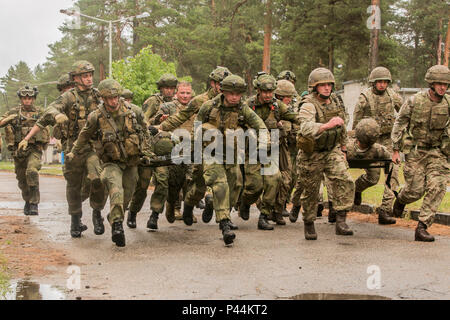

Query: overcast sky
[0,0,75,77]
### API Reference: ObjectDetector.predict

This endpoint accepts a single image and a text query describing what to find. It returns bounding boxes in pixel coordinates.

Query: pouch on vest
[124,133,140,157]
[102,132,121,161]
[297,134,315,154]
[430,105,448,130]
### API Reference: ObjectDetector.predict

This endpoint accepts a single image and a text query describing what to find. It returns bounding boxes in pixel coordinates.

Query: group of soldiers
[1,59,449,247]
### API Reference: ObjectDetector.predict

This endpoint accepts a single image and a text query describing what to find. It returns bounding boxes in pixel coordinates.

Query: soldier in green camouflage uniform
[121,89,134,103]
[352,67,403,217]
[277,70,300,107]
[0,86,49,215]
[391,65,450,242]
[240,74,298,229]
[69,79,151,247]
[296,68,354,240]
[19,61,107,238]
[143,74,178,119]
[159,67,233,227]
[196,75,268,245]
[348,118,396,224]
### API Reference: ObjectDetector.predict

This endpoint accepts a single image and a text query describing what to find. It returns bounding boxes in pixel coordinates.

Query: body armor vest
[248,96,280,130]
[361,88,396,135]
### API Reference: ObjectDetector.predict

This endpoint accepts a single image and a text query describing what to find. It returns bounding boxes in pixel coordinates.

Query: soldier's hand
[392,150,401,164]
[65,152,75,163]
[55,113,69,124]
[55,140,63,152]
[18,139,28,151]
[160,114,169,122]
[141,155,151,165]
[327,117,344,129]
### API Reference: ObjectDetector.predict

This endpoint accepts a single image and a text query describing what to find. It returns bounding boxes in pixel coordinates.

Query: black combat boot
[182,203,194,226]
[70,214,87,238]
[257,214,274,230]
[272,212,286,225]
[376,207,396,225]
[317,203,324,217]
[127,210,137,228]
[228,220,239,230]
[196,199,206,209]
[239,202,250,221]
[335,210,353,236]
[304,222,317,240]
[92,209,105,235]
[202,194,214,223]
[111,221,126,247]
[147,211,159,230]
[219,219,236,245]
[23,202,31,215]
[282,202,290,217]
[415,221,435,242]
[328,201,337,223]
[289,205,301,223]
[354,192,362,206]
[165,202,175,224]
[28,203,39,215]
[392,199,406,218]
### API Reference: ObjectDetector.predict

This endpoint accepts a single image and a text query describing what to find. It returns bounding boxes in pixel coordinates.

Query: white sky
[0,0,75,77]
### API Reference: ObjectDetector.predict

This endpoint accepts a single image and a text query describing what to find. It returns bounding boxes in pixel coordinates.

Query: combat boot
[354,192,362,206]
[111,221,125,247]
[392,199,406,218]
[282,202,290,217]
[147,211,159,230]
[174,207,182,220]
[183,203,194,226]
[23,202,30,215]
[92,209,105,235]
[289,205,300,223]
[202,194,214,223]
[317,203,324,217]
[335,210,353,236]
[273,212,286,225]
[258,214,274,230]
[415,221,435,242]
[219,219,236,245]
[239,202,250,221]
[196,199,206,209]
[165,202,175,224]
[70,214,88,238]
[28,203,39,215]
[127,210,137,228]
[328,201,337,223]
[304,222,317,240]
[376,207,396,225]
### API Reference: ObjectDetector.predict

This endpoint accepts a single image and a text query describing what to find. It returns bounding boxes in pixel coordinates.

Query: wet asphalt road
[1,171,449,300]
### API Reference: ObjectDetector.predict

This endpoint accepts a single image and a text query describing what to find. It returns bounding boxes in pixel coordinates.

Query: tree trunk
[437,18,443,65]
[262,0,272,73]
[328,43,334,72]
[132,0,140,55]
[368,0,380,73]
[444,16,450,67]
[99,25,106,81]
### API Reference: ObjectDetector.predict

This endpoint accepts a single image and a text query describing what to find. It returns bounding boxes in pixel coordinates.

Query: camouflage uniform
[71,79,151,247]
[143,73,178,118]
[391,65,450,239]
[352,67,403,213]
[0,87,49,214]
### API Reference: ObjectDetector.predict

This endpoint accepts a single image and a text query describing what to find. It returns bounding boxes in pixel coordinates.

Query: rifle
[140,155,190,168]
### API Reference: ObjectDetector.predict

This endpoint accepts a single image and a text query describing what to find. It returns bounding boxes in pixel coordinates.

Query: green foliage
[0,254,11,299]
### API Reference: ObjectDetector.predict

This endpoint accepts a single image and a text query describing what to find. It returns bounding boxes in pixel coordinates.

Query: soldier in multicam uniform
[0,85,50,215]
[348,118,396,224]
[143,73,178,119]
[277,70,300,106]
[19,61,107,238]
[196,75,268,245]
[68,79,152,247]
[352,67,403,218]
[391,65,450,242]
[296,68,354,240]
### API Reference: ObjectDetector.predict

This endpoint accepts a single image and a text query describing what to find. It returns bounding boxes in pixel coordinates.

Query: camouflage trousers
[275,151,293,214]
[248,163,281,216]
[297,146,354,223]
[354,134,399,211]
[167,164,188,207]
[101,163,138,224]
[183,163,207,207]
[129,165,169,214]
[398,148,449,227]
[63,151,106,216]
[13,147,42,204]
[203,162,243,221]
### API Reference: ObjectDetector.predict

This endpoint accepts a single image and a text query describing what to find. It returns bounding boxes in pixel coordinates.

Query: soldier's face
[177,85,192,105]
[20,96,34,107]
[375,80,389,92]
[223,91,243,106]
[280,96,292,105]
[211,81,221,95]
[258,90,274,104]
[161,87,176,99]
[75,72,93,88]
[105,96,120,110]
[432,82,449,96]
[316,83,333,98]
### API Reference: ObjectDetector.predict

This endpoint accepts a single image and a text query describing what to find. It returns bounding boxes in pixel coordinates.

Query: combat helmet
[308,68,335,88]
[355,118,380,146]
[17,85,38,98]
[425,65,450,85]
[152,131,175,156]
[275,80,296,97]
[369,67,392,83]
[157,73,178,89]
[121,89,134,100]
[277,70,297,83]
[98,79,122,98]
[209,66,232,83]
[221,75,247,93]
[254,74,277,91]
[69,60,95,81]
[57,74,73,91]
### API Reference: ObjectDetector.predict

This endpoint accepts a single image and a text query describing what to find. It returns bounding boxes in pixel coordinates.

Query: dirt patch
[0,215,72,278]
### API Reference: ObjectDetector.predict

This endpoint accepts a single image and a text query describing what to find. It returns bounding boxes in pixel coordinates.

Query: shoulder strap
[98,104,128,158]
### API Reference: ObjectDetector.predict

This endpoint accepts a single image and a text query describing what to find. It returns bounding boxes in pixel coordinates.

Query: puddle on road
[289,293,390,300]
[3,280,65,300]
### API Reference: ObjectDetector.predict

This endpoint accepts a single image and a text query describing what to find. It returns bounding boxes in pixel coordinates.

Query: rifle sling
[98,104,128,159]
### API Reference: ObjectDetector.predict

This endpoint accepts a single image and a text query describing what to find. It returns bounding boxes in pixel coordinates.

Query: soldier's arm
[352,94,369,130]
[160,100,199,131]
[391,97,413,151]
[71,112,98,155]
[393,92,404,113]
[298,103,322,138]
[0,110,17,128]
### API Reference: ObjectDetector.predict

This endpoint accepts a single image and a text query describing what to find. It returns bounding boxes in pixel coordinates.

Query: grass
[0,253,11,299]
[0,161,62,176]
